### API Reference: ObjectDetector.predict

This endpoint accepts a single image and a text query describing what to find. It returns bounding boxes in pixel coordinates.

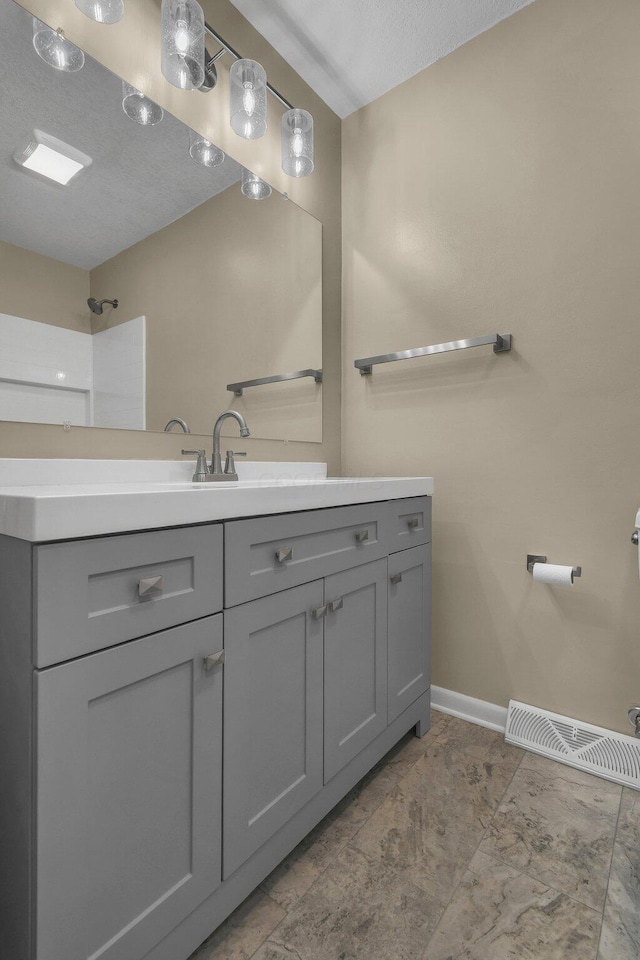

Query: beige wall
[342,0,640,734]
[4,0,341,469]
[0,240,89,332]
[91,183,322,442]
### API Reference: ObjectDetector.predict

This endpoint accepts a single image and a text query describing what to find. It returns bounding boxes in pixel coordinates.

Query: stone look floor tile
[435,716,524,768]
[350,737,521,902]
[188,888,285,960]
[254,845,444,960]
[479,753,621,911]
[261,717,448,910]
[597,788,640,960]
[423,850,601,960]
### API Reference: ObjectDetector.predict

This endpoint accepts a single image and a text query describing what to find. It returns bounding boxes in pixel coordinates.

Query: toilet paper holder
[527,555,582,578]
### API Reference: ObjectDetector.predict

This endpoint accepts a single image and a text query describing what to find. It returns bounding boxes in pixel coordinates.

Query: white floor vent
[505,700,640,790]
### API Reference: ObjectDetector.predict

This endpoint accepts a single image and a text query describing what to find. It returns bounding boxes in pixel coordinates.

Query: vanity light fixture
[14,130,92,185]
[161,0,205,91]
[122,81,164,125]
[189,130,224,168]
[281,108,314,178]
[241,169,272,200]
[74,0,124,25]
[230,59,267,140]
[32,18,84,72]
[158,8,315,174]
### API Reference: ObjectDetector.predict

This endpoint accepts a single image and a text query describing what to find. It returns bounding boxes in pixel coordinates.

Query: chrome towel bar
[227,369,323,397]
[354,334,511,376]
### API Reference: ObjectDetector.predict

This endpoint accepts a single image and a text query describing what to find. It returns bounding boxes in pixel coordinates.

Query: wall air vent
[505,700,640,790]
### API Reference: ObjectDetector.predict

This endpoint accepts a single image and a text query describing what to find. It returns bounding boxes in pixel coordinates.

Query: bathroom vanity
[0,463,433,960]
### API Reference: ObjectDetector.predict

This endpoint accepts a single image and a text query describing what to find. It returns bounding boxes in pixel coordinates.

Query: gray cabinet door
[223,581,324,878]
[388,544,431,723]
[35,616,224,960]
[324,559,388,782]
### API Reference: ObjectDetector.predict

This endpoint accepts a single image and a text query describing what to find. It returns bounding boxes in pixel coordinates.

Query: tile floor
[189,711,639,960]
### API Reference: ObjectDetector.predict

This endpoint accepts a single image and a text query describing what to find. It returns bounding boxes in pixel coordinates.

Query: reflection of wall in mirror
[90,182,322,443]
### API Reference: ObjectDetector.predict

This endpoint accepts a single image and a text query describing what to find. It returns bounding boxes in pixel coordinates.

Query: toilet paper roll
[532,562,575,586]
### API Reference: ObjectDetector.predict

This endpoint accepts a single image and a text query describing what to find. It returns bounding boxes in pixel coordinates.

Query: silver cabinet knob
[328,597,343,612]
[355,529,369,543]
[276,546,293,564]
[203,650,225,671]
[407,517,420,530]
[632,531,639,546]
[390,572,403,585]
[311,604,328,619]
[138,575,164,597]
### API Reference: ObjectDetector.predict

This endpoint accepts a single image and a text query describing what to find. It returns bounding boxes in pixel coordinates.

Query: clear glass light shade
[189,130,224,168]
[230,59,267,139]
[73,0,124,24]
[281,108,314,178]
[122,82,164,125]
[32,18,85,72]
[241,169,272,200]
[161,0,205,91]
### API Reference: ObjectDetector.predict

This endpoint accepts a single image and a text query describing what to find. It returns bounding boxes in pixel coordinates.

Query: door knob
[328,597,343,612]
[632,531,639,546]
[390,572,403,585]
[311,604,328,619]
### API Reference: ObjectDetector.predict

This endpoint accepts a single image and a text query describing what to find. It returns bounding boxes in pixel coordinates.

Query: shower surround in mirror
[0,0,322,442]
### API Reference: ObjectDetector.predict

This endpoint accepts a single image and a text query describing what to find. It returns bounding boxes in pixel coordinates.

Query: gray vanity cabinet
[323,559,389,781]
[0,495,432,960]
[35,615,224,960]
[388,544,431,723]
[223,581,325,878]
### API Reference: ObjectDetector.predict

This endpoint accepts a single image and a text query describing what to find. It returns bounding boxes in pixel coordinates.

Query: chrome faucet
[211,410,250,481]
[164,417,190,434]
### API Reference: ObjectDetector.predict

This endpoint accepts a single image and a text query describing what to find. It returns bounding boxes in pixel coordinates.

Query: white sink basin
[0,460,433,542]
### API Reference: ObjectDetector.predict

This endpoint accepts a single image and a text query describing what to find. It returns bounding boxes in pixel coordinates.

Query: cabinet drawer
[387,497,431,552]
[34,524,223,667]
[224,503,389,606]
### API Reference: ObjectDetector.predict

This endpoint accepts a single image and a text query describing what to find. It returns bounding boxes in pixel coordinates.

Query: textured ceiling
[229,0,536,118]
[0,0,242,270]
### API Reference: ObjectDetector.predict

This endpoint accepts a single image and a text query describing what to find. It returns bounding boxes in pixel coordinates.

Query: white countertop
[0,460,433,542]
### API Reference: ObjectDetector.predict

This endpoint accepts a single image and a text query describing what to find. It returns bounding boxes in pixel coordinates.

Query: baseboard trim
[431,685,507,734]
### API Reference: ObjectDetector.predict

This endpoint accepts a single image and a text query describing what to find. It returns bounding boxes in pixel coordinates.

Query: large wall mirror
[0,0,323,442]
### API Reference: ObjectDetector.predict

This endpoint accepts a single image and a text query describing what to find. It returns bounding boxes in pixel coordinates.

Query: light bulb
[33,18,85,72]
[281,108,314,178]
[74,0,124,24]
[230,60,267,140]
[241,168,272,200]
[189,130,224,168]
[242,82,256,117]
[174,20,189,53]
[122,82,164,125]
[161,0,205,91]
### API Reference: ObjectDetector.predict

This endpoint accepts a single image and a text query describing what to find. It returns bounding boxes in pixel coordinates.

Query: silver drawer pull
[138,575,164,597]
[311,604,328,620]
[355,529,369,543]
[276,547,293,564]
[407,517,420,530]
[390,572,403,585]
[329,597,343,613]
[203,650,225,671]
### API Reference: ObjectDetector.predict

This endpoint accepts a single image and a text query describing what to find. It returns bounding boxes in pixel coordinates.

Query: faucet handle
[182,449,210,482]
[224,450,246,476]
